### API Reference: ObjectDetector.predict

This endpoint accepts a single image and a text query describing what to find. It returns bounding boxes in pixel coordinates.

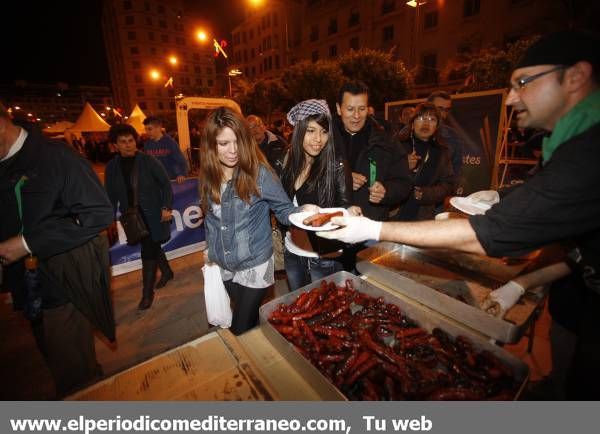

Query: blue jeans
[284,249,343,292]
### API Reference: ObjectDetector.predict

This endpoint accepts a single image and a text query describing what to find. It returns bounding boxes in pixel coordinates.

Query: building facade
[230,0,303,80]
[232,0,571,88]
[102,0,217,115]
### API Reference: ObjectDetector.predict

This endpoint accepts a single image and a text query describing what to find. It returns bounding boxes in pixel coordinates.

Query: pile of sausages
[268,279,519,400]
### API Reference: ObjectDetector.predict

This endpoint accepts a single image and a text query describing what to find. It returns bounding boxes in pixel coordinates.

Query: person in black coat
[0,105,114,397]
[394,103,456,221]
[105,124,174,310]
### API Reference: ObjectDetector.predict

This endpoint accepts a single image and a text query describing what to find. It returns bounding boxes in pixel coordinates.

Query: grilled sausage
[303,211,344,227]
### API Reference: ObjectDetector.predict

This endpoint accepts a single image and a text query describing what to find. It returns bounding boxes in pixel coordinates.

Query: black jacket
[259,130,289,178]
[396,136,455,221]
[333,116,412,221]
[0,128,113,308]
[105,152,173,243]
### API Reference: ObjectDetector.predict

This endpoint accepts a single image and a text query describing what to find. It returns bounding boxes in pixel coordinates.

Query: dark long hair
[281,113,336,207]
[397,102,443,144]
[200,107,269,207]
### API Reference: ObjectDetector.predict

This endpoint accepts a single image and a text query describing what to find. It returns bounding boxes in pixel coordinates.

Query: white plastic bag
[202,263,232,328]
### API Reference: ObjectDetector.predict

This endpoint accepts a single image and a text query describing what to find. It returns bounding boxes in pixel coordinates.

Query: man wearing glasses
[320,30,600,399]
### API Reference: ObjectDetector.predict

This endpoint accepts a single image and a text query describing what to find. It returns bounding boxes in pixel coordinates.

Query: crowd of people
[1,29,598,400]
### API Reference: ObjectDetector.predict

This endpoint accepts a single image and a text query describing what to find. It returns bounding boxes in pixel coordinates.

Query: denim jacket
[204,165,298,271]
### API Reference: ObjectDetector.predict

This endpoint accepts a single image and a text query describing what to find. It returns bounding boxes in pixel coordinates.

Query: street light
[149,69,161,81]
[227,69,243,98]
[168,55,178,66]
[196,30,208,42]
[406,0,428,67]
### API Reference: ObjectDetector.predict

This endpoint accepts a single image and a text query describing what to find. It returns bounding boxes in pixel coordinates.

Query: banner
[386,89,507,195]
[109,178,205,276]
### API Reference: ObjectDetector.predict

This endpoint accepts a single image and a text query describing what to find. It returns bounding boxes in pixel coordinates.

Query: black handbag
[119,161,149,245]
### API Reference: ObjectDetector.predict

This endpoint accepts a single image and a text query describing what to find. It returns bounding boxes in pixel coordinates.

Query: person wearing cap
[280,100,361,291]
[319,30,600,399]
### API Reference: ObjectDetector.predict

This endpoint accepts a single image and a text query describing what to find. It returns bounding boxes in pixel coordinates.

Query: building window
[244,50,248,62]
[249,29,254,39]
[194,65,201,73]
[146,17,152,26]
[130,46,139,55]
[158,101,164,110]
[150,47,157,55]
[329,45,337,57]
[134,74,142,83]
[382,25,394,42]
[144,1,150,11]
[157,5,165,14]
[382,0,395,15]
[273,13,278,27]
[275,55,280,69]
[169,102,176,110]
[196,77,203,86]
[251,48,255,58]
[136,89,145,97]
[310,24,319,42]
[125,15,134,25]
[252,66,256,76]
[123,0,132,10]
[132,60,141,69]
[328,18,338,35]
[159,20,167,28]
[243,31,247,43]
[349,8,360,27]
[463,0,480,17]
[155,88,162,97]
[349,36,359,50]
[127,31,136,41]
[424,11,438,29]
[206,67,213,74]
[311,50,319,62]
[208,79,214,87]
[148,31,155,41]
[139,102,147,109]
[161,34,169,43]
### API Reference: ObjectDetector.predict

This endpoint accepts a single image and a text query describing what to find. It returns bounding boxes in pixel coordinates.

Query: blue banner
[109,178,206,275]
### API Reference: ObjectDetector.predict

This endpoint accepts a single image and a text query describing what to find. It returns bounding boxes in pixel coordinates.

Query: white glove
[481,281,525,318]
[468,190,499,206]
[317,216,382,244]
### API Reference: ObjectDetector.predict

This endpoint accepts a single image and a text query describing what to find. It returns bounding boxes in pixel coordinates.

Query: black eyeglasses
[510,65,566,92]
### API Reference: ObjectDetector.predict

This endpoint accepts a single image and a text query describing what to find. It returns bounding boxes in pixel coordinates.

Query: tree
[460,35,540,92]
[337,49,412,109]
[238,78,292,121]
[281,60,345,109]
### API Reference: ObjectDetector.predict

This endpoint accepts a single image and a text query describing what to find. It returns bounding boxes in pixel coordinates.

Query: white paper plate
[288,207,348,231]
[449,196,492,216]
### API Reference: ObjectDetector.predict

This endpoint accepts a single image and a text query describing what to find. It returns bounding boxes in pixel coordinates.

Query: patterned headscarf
[287,99,330,126]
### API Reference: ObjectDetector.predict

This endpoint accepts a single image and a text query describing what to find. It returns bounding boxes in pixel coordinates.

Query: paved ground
[0,251,551,400]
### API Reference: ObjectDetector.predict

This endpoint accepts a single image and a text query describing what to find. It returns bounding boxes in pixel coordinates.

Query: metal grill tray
[356,242,544,343]
[259,271,529,400]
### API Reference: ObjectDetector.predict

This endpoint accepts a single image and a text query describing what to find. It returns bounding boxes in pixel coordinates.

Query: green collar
[542,89,600,164]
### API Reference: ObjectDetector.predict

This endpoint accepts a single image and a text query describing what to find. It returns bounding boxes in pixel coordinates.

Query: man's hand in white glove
[317,216,382,244]
[481,281,525,318]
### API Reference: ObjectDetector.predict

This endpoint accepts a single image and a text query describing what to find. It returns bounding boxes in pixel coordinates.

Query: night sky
[3,0,244,86]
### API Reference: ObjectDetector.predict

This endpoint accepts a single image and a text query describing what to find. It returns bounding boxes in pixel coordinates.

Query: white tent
[65,102,110,138]
[126,104,147,134]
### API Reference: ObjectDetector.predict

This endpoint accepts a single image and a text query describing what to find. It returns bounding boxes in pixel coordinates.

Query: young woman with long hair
[280,99,361,291]
[199,107,315,335]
